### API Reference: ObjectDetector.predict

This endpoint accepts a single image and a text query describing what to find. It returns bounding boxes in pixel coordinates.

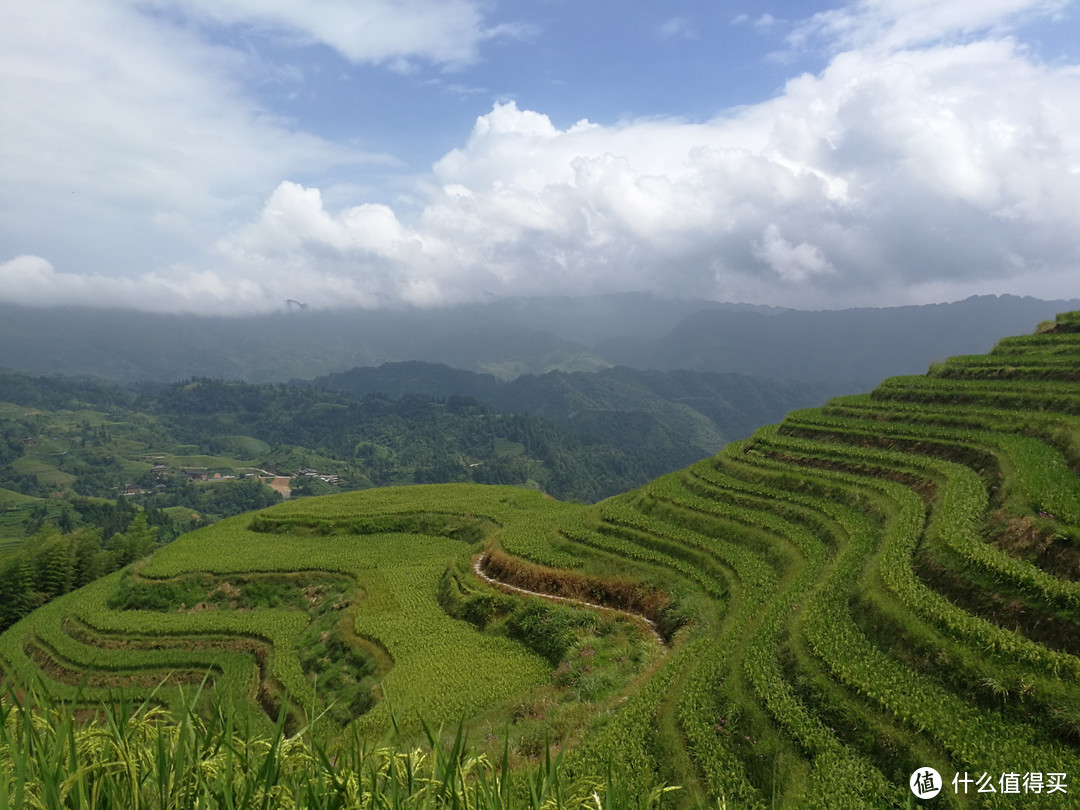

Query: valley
[2,310,1078,806]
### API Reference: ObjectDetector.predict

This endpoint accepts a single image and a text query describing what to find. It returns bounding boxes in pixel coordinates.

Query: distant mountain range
[0,294,1075,391]
[595,294,1080,390]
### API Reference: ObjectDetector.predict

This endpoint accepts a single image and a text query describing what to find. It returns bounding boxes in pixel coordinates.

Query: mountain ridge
[2,293,1075,388]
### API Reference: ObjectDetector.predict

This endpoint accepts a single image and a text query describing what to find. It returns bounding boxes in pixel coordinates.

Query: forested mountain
[306,361,832,467]
[148,378,649,501]
[0,360,833,518]
[0,371,659,507]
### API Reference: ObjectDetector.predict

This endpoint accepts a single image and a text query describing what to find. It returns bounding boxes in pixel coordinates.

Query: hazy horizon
[2,290,1078,320]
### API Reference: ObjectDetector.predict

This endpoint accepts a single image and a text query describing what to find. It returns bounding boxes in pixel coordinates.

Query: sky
[1,0,1079,314]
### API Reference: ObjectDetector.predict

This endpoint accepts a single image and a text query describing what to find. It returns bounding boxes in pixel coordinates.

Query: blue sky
[254,4,813,160]
[2,0,1079,312]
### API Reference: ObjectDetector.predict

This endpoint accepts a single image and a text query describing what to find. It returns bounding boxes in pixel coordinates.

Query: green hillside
[307,361,832,476]
[3,311,1080,807]
[0,369,730,514]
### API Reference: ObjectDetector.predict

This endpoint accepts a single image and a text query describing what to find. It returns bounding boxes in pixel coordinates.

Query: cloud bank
[2,0,1078,312]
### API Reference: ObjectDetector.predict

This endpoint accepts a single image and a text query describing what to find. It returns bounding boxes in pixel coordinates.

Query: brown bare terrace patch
[56,618,305,728]
[914,552,1080,656]
[986,512,1080,581]
[479,547,669,625]
[24,638,212,690]
[61,618,274,681]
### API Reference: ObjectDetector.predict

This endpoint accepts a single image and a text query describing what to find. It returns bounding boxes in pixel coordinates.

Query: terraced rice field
[2,311,1079,807]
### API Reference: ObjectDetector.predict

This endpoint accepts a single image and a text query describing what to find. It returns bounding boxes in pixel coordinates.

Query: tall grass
[0,678,680,809]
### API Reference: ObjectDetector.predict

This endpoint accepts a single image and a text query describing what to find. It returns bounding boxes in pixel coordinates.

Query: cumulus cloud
[203,30,1080,310]
[2,0,1079,312]
[214,181,455,308]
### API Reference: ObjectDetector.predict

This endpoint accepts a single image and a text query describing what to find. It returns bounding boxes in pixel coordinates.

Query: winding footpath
[472,554,667,649]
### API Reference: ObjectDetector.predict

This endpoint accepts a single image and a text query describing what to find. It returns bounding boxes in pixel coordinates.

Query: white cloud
[201,28,1080,310]
[754,224,836,282]
[788,0,1072,52]
[0,254,271,312]
[0,0,375,276]
[661,17,698,40]
[2,0,1079,313]
[137,0,510,69]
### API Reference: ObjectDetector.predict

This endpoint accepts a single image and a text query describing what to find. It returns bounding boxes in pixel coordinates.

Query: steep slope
[2,310,1079,807]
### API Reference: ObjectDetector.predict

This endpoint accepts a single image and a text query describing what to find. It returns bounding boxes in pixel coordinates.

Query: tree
[105,512,157,568]
[58,505,76,533]
[33,532,74,601]
[73,528,105,588]
[24,502,48,536]
[0,552,35,630]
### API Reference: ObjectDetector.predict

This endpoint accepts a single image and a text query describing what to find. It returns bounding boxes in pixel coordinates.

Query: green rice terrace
[2,311,1080,808]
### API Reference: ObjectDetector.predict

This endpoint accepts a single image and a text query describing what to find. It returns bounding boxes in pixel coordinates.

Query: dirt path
[472,555,666,649]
